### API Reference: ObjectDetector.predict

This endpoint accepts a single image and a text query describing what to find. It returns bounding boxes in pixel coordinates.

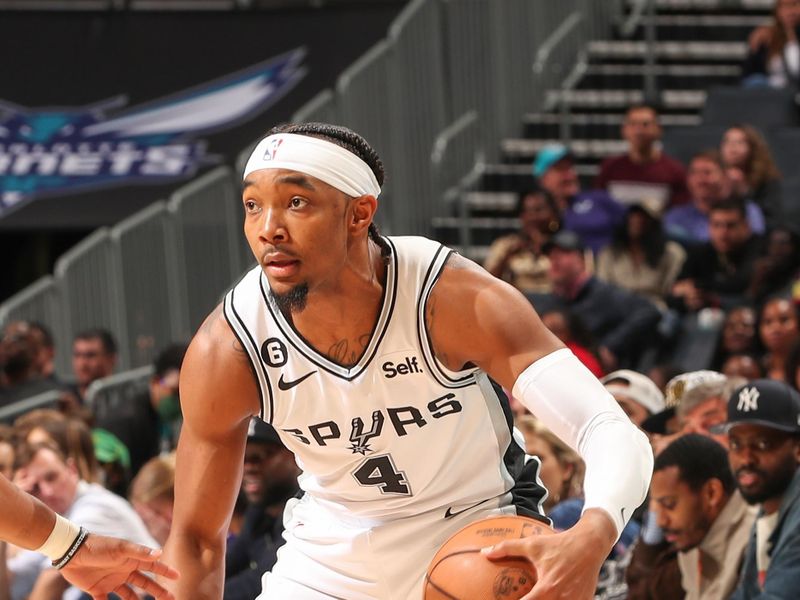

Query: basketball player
[1,474,178,599]
[164,123,653,599]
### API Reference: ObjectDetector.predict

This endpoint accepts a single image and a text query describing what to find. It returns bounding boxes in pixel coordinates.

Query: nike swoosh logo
[278,371,317,391]
[444,497,492,519]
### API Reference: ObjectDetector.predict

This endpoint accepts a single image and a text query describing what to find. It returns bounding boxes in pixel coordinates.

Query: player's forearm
[163,532,226,599]
[0,478,56,550]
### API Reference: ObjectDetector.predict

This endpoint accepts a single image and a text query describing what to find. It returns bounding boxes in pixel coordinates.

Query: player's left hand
[481,509,614,599]
[60,534,179,600]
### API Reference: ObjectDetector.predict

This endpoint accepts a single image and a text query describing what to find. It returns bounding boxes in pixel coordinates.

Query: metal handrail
[533,11,584,75]
[431,110,479,166]
[0,390,63,424]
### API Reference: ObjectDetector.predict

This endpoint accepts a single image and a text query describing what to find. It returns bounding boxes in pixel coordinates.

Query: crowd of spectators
[0,322,297,600]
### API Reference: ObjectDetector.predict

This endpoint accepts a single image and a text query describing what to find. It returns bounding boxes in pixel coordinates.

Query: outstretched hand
[481,509,615,599]
[60,534,179,600]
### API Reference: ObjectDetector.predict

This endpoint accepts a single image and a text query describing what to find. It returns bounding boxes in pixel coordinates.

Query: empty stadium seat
[701,86,799,129]
[662,125,727,165]
[767,128,800,180]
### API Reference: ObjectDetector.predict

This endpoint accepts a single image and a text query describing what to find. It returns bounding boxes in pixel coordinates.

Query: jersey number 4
[352,454,411,495]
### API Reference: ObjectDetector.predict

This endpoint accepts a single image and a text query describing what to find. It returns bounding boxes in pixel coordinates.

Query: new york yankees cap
[715,379,800,434]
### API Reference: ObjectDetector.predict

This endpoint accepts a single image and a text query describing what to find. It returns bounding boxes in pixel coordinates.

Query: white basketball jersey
[224,236,545,525]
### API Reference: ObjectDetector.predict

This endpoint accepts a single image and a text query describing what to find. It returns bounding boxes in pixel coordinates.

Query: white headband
[243,133,381,198]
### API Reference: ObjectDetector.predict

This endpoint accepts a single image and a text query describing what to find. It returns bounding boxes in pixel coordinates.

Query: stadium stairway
[433,0,774,262]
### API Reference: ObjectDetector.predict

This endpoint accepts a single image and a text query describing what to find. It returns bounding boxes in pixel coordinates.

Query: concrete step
[545,88,707,112]
[616,13,768,41]
[623,0,772,15]
[578,63,741,90]
[522,112,702,139]
[588,40,747,63]
[478,164,599,194]
[502,138,628,164]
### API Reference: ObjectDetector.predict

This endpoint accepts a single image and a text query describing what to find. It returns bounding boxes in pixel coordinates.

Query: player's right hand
[60,534,179,600]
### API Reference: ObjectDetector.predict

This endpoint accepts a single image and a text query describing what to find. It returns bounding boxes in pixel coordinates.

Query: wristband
[34,514,81,561]
[52,528,89,570]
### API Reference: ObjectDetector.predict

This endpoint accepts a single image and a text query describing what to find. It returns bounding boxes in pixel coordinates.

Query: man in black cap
[224,418,299,600]
[529,230,661,370]
[718,379,800,599]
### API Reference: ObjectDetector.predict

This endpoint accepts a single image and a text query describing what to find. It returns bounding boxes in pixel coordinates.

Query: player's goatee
[270,283,309,314]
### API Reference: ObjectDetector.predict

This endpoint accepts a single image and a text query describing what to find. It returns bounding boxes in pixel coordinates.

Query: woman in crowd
[597,200,686,310]
[759,296,800,380]
[710,305,759,371]
[719,124,782,220]
[743,0,800,88]
[130,453,176,547]
[516,415,584,516]
[748,226,800,304]
[15,411,100,484]
[484,188,561,294]
[516,416,639,557]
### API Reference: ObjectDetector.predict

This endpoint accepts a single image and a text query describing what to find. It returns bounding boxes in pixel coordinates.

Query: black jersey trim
[259,239,398,382]
[487,378,550,524]
[224,283,273,423]
[416,248,477,389]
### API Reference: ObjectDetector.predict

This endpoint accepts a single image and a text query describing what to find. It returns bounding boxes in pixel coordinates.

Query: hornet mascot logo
[0,47,306,216]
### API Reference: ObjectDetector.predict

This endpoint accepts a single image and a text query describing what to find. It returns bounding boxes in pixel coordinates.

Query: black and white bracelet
[51,527,89,570]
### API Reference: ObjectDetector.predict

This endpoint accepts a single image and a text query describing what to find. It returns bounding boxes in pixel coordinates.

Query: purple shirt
[664,201,766,245]
[563,190,626,255]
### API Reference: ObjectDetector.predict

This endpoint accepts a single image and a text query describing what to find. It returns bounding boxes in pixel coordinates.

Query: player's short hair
[653,433,735,495]
[266,122,390,259]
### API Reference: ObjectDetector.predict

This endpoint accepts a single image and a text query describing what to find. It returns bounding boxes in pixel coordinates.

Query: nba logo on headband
[263,138,284,161]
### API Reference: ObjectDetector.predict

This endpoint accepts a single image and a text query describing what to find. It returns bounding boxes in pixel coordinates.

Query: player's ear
[349,194,377,234]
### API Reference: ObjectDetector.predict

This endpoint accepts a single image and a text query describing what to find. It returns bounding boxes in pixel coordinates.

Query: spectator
[601,369,666,428]
[664,151,765,246]
[540,308,604,378]
[711,306,759,372]
[719,379,800,598]
[676,370,740,448]
[595,104,689,210]
[597,199,686,310]
[92,428,132,497]
[743,0,800,88]
[758,296,799,381]
[225,418,299,600]
[530,230,661,370]
[533,144,626,254]
[650,434,757,599]
[8,442,156,600]
[18,413,100,485]
[26,322,57,382]
[723,354,765,381]
[517,416,639,560]
[720,125,783,222]
[71,328,117,402]
[516,415,584,515]
[93,343,185,477]
[0,425,14,479]
[0,321,63,408]
[786,339,800,391]
[130,453,176,547]
[484,188,561,294]
[748,226,800,305]
[669,198,763,312]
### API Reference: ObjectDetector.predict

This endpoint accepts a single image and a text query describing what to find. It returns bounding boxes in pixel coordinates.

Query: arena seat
[661,125,727,165]
[701,86,799,129]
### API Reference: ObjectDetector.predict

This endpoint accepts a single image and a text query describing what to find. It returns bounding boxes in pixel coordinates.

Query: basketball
[424,515,544,600]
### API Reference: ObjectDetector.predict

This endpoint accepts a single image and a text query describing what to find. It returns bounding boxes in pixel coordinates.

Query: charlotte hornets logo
[0,47,306,216]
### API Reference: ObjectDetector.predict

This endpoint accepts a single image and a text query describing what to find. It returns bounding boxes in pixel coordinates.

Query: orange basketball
[424,515,544,600]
